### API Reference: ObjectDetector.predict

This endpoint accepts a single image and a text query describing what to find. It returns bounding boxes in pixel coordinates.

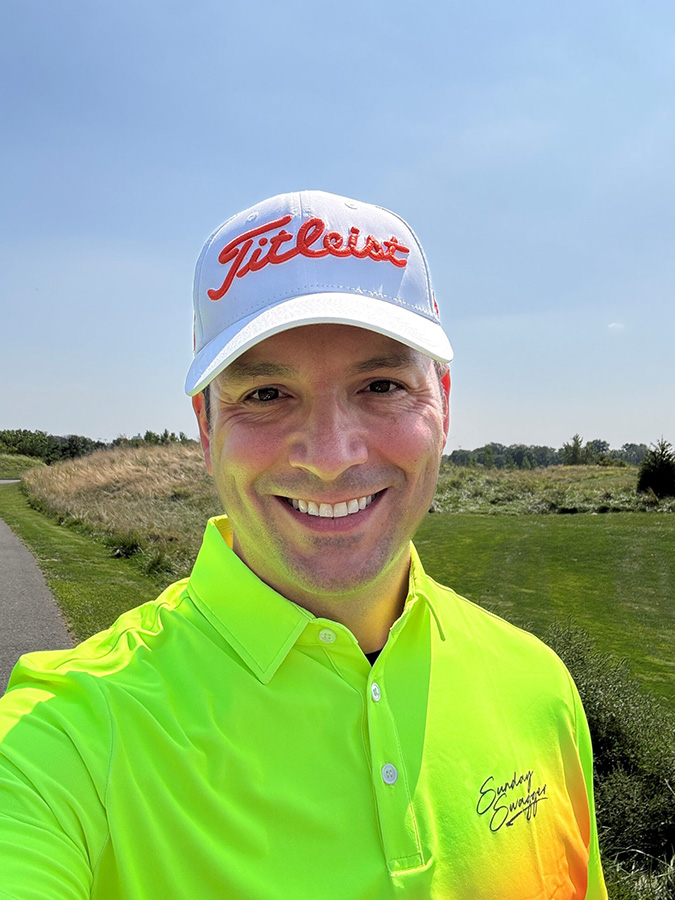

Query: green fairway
[415,512,675,708]
[0,483,166,641]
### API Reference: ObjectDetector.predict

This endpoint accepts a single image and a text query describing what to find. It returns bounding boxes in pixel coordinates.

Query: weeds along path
[0,482,166,694]
[0,487,73,693]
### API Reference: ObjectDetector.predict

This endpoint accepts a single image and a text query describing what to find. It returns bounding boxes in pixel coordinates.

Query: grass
[434,461,675,514]
[0,482,167,641]
[415,513,675,709]
[604,861,675,900]
[0,452,45,480]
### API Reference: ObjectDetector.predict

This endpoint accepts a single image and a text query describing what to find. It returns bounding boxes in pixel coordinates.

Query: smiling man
[0,191,606,899]
[192,325,447,655]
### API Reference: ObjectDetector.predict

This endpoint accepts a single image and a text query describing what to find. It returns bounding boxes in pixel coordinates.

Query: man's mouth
[281,491,382,518]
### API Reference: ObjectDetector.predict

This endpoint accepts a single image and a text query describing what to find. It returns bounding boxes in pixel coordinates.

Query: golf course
[1,444,674,898]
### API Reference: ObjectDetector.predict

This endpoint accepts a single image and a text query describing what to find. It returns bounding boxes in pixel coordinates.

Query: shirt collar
[187,516,444,684]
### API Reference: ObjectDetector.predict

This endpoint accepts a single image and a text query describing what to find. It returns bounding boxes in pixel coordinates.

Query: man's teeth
[288,495,375,517]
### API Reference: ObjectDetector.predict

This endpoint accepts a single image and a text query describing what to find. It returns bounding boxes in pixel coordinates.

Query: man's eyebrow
[349,352,418,374]
[220,360,298,382]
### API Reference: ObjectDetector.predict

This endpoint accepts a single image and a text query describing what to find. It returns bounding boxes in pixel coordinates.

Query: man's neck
[289,564,410,654]
[231,535,411,654]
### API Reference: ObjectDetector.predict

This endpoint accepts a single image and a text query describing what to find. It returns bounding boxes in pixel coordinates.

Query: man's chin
[273,544,408,603]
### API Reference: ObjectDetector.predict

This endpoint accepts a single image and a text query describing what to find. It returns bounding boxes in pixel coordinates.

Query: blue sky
[1,0,673,451]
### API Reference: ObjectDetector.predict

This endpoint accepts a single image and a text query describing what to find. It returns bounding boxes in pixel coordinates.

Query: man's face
[193,324,449,607]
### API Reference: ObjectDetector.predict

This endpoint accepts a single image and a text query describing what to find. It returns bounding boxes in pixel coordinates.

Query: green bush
[637,439,675,499]
[541,622,675,895]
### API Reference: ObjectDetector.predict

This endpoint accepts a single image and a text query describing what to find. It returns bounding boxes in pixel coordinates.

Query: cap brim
[185,292,453,396]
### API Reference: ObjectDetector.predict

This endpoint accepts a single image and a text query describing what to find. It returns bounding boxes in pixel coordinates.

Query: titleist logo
[207,215,410,301]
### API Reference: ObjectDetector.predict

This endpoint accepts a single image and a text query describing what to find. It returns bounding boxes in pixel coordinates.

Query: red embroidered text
[207,215,409,301]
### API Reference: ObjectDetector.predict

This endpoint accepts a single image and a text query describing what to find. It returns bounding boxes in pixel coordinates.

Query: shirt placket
[366,651,424,873]
[315,617,425,874]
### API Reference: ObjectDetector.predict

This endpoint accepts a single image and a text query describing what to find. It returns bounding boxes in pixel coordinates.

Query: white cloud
[608,322,625,331]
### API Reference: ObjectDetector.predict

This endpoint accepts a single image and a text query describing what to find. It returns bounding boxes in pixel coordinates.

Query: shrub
[637,439,675,499]
[541,621,675,876]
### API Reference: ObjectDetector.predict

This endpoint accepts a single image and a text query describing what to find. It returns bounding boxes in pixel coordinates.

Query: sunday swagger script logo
[476,769,549,833]
[207,215,411,301]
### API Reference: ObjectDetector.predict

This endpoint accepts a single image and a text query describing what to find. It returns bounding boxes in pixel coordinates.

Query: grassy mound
[0,452,45,479]
[23,444,221,578]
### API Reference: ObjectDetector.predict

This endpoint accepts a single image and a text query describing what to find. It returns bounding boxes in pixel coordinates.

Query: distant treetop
[0,428,195,464]
[444,438,650,470]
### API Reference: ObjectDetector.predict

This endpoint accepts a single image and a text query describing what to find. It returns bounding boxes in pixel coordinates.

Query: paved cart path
[0,486,74,692]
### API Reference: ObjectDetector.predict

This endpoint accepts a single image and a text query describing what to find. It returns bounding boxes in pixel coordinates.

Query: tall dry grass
[23,445,221,577]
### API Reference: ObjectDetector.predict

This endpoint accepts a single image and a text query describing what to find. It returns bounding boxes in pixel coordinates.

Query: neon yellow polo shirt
[0,516,606,899]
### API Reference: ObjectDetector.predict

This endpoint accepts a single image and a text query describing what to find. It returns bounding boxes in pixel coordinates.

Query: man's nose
[287,401,368,480]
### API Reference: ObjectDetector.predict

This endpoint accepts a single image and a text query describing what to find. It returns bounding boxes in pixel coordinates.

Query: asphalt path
[0,482,74,693]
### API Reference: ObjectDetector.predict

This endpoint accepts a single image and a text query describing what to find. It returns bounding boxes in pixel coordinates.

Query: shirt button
[319,628,337,644]
[381,764,398,785]
[371,682,381,702]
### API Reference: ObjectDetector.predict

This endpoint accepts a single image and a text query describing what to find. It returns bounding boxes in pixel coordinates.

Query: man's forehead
[220,326,427,383]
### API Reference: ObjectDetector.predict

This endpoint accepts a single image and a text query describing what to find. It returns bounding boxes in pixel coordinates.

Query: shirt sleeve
[0,657,111,899]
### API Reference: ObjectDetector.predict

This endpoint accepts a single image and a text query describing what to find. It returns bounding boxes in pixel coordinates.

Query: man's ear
[441,370,451,443]
[191,392,212,474]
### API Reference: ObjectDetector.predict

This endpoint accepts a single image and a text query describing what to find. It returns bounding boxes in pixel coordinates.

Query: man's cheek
[395,422,441,462]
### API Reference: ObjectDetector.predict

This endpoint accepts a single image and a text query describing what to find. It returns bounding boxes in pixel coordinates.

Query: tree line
[445,435,649,470]
[0,428,194,464]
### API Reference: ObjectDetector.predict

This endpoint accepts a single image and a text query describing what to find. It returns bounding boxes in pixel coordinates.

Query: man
[0,190,606,898]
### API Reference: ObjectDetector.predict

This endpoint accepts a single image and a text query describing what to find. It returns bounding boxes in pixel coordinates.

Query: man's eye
[367,380,401,394]
[246,387,282,402]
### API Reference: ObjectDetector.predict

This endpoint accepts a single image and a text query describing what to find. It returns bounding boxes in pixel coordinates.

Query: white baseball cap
[185,190,453,396]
